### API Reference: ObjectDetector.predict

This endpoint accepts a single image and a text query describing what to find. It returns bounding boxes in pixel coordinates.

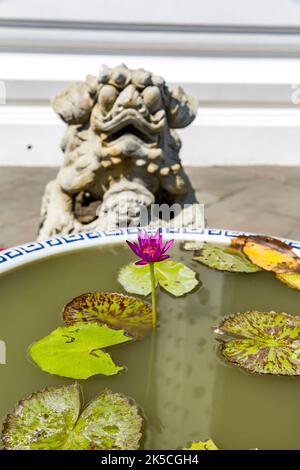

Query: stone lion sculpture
[38,64,200,239]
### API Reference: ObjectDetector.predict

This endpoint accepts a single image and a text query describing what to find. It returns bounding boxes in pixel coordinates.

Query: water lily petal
[126,240,141,257]
[135,259,148,265]
[127,230,173,265]
[162,239,174,253]
[153,228,161,243]
[157,254,170,262]
[138,229,149,245]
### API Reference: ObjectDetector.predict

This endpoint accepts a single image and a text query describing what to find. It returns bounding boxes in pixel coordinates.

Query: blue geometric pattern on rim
[125,227,139,235]
[0,229,300,269]
[45,238,63,247]
[62,233,85,243]
[166,227,181,234]
[5,249,23,259]
[21,242,45,253]
[224,230,244,237]
[207,229,223,235]
[183,227,205,234]
[86,231,103,239]
[103,229,124,236]
[287,241,300,249]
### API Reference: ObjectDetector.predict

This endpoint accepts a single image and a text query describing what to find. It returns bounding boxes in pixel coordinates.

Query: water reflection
[143,260,226,449]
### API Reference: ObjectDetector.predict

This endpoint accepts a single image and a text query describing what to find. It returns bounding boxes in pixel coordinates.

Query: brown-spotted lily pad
[183,439,218,450]
[193,243,260,273]
[215,311,300,375]
[2,384,143,450]
[63,292,152,339]
[240,236,300,274]
[276,273,300,291]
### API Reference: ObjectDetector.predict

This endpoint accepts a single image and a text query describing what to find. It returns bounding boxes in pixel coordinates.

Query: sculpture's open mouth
[104,124,156,146]
[93,108,166,137]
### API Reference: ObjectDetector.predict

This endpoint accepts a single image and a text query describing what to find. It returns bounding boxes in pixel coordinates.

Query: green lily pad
[193,243,261,273]
[29,323,131,379]
[118,260,199,297]
[66,388,142,450]
[276,273,300,291]
[155,260,199,296]
[183,439,218,450]
[215,311,300,375]
[63,292,152,339]
[2,384,142,450]
[2,383,80,450]
[118,263,156,296]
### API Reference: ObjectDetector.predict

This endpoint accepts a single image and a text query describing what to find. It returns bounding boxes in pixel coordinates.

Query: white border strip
[2,105,300,167]
[1,228,300,276]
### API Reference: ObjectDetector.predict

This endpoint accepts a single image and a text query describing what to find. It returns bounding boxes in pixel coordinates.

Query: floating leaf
[118,263,155,296]
[193,243,261,273]
[66,389,142,450]
[2,383,80,450]
[2,384,142,450]
[29,323,131,379]
[276,273,300,291]
[118,260,198,297]
[155,260,199,296]
[216,311,300,375]
[181,240,204,251]
[230,235,248,251]
[183,439,218,450]
[63,292,152,339]
[241,236,300,274]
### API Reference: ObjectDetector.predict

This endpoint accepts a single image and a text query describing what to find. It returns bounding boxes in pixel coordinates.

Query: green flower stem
[149,262,157,327]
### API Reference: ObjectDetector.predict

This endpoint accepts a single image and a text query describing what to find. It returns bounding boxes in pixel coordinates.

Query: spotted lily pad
[118,260,199,297]
[183,439,218,450]
[2,384,142,450]
[193,243,261,273]
[29,323,131,379]
[63,292,152,339]
[240,236,300,274]
[215,311,300,375]
[276,273,300,291]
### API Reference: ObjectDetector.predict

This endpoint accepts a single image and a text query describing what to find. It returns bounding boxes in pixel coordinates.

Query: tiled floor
[0,166,300,247]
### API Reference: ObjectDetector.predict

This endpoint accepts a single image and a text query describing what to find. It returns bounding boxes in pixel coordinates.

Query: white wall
[1,0,300,166]
[2,0,300,26]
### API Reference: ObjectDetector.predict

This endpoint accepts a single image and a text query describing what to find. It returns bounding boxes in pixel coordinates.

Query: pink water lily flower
[126,229,174,265]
